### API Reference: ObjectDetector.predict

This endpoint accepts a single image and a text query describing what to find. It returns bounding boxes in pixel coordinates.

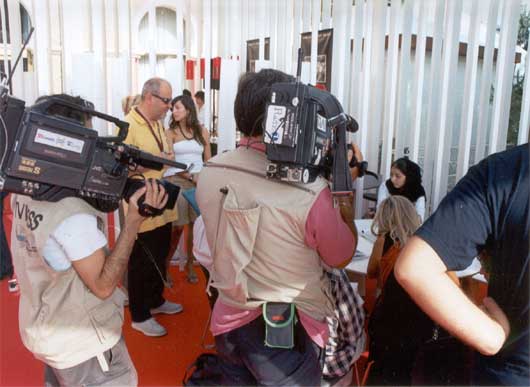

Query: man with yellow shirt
[124,77,182,337]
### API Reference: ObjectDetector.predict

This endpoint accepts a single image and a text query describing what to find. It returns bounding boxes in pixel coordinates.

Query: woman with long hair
[164,95,211,284]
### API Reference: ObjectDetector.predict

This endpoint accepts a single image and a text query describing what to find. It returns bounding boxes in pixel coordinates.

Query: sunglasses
[152,93,172,104]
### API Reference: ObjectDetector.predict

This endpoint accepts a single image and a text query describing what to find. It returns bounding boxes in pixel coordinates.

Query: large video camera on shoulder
[263,49,360,193]
[0,91,186,215]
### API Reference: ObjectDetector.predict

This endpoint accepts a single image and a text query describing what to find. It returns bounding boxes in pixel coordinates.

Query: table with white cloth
[346,220,486,296]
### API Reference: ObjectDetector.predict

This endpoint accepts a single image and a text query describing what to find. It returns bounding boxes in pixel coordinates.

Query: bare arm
[367,235,385,279]
[202,127,212,162]
[394,236,510,355]
[72,180,168,299]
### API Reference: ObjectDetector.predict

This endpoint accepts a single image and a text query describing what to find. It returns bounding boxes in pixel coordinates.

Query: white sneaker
[151,301,183,315]
[131,318,167,337]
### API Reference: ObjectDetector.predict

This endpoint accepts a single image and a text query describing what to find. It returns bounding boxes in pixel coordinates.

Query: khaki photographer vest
[196,147,334,322]
[10,196,124,369]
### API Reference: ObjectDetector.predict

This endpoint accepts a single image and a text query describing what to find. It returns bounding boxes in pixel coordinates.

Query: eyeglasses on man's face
[151,93,172,105]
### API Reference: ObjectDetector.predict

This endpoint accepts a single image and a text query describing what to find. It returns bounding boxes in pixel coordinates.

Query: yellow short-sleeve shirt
[122,108,178,233]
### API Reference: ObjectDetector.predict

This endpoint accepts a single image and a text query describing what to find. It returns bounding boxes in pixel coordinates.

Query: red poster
[186,60,195,80]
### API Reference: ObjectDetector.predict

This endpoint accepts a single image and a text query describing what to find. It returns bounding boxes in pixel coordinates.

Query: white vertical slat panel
[33,0,53,96]
[283,0,294,75]
[410,0,427,162]
[309,0,319,85]
[211,0,219,57]
[240,0,248,73]
[349,0,364,121]
[258,0,265,61]
[247,0,255,39]
[292,0,302,74]
[456,0,481,180]
[0,2,8,87]
[431,0,462,207]
[489,0,521,154]
[475,0,500,162]
[322,0,332,29]
[148,3,156,76]
[366,0,386,173]
[7,0,24,97]
[302,0,311,32]
[519,44,530,144]
[394,0,413,158]
[276,0,285,71]
[270,0,285,70]
[203,0,211,129]
[354,0,374,218]
[175,0,185,93]
[381,0,401,179]
[270,0,279,67]
[331,0,349,101]
[422,0,445,213]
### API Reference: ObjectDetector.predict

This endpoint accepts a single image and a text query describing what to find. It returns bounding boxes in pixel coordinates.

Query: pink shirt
[210,138,355,347]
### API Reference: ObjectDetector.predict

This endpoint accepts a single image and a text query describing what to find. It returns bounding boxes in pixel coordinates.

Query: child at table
[367,195,421,293]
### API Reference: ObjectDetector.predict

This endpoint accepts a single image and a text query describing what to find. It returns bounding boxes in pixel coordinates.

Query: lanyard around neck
[135,107,164,152]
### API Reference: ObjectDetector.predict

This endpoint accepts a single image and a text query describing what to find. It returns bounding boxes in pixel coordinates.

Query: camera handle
[31,96,130,141]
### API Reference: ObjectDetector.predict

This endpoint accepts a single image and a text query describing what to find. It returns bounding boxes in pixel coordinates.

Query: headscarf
[385,157,426,203]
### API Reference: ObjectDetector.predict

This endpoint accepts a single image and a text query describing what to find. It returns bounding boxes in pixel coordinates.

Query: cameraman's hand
[348,143,364,181]
[126,179,168,225]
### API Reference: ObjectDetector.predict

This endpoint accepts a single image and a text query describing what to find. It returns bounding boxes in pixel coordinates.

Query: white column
[174,0,185,94]
[475,0,500,162]
[32,0,53,96]
[330,0,351,103]
[410,0,427,162]
[217,59,239,152]
[349,0,364,120]
[381,0,401,179]
[322,0,332,29]
[456,0,481,180]
[489,0,521,154]
[7,0,24,98]
[355,0,373,218]
[309,0,319,85]
[431,0,462,207]
[240,0,248,73]
[394,0,413,158]
[422,0,445,213]
[202,0,211,130]
[292,0,302,75]
[519,43,530,144]
[148,3,156,76]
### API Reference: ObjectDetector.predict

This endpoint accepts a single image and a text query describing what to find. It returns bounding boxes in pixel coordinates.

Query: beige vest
[196,147,334,321]
[10,195,124,369]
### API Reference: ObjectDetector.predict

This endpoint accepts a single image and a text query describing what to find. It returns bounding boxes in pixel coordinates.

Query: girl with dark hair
[164,95,211,284]
[376,157,426,221]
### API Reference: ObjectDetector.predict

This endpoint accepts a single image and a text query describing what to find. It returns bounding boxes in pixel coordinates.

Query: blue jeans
[472,353,530,386]
[215,315,323,386]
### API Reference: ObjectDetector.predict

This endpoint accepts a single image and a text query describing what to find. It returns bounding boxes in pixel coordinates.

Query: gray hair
[141,77,171,99]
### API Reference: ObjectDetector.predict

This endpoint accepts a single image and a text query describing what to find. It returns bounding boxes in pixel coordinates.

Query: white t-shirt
[42,213,107,271]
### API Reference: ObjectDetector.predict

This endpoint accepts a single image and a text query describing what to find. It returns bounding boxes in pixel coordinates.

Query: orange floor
[0,265,213,387]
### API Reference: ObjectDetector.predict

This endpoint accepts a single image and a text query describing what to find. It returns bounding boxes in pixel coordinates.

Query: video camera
[263,49,360,193]
[0,92,186,215]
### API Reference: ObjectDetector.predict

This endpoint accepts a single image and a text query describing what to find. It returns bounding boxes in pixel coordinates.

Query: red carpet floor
[0,265,213,387]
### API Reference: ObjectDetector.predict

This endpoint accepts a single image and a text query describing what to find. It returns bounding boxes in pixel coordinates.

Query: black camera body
[0,93,186,214]
[263,52,359,193]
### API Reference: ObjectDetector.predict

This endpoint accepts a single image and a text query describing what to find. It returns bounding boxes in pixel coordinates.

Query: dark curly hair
[169,95,205,146]
[234,69,294,136]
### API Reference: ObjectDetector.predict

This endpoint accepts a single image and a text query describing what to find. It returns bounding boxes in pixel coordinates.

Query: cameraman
[9,95,169,386]
[196,69,361,385]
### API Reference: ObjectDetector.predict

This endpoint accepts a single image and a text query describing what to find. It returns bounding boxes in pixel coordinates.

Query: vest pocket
[210,187,261,304]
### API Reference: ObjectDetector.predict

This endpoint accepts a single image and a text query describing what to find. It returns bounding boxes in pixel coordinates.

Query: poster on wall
[246,38,270,72]
[300,29,333,91]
